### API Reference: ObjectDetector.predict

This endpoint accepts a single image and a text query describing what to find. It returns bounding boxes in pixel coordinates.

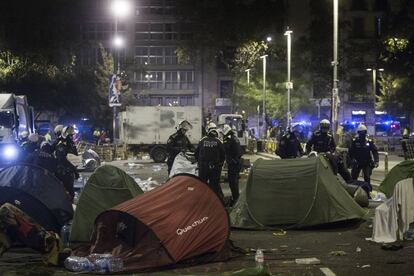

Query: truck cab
[0,94,33,164]
[217,114,249,150]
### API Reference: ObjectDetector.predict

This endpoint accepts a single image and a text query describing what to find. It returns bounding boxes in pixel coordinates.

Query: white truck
[118,106,202,162]
[0,94,34,163]
[217,113,249,151]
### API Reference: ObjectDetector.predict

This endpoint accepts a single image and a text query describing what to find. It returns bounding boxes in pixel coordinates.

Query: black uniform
[223,132,242,205]
[348,136,379,188]
[195,133,225,200]
[276,131,304,158]
[55,137,79,200]
[25,148,57,174]
[305,131,336,154]
[166,129,193,175]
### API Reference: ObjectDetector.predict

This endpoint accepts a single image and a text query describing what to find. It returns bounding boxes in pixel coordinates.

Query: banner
[109,74,122,107]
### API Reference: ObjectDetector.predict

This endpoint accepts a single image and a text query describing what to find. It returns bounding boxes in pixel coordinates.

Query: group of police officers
[167,120,242,206]
[167,118,379,205]
[18,125,79,200]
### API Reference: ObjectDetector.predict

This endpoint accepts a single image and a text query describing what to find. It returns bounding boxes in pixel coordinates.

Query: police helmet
[222,124,233,136]
[206,122,217,132]
[319,119,330,132]
[28,133,39,143]
[61,125,75,139]
[178,120,192,131]
[357,124,367,134]
[54,124,64,135]
[20,130,29,139]
[208,128,219,137]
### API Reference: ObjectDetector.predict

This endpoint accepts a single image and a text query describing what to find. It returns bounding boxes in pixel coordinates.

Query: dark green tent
[230,156,368,229]
[379,160,414,197]
[70,165,143,242]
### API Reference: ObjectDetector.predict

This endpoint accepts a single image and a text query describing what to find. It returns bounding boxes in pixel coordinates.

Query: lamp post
[284,27,293,130]
[331,0,339,135]
[260,55,268,139]
[245,68,251,86]
[366,67,384,113]
[110,0,130,143]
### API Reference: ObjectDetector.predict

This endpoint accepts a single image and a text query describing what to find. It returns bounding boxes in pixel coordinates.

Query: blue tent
[0,164,73,228]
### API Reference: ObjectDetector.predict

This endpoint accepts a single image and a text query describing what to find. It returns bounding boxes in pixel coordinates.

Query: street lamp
[245,68,251,86]
[284,27,293,130]
[266,36,272,43]
[366,67,384,112]
[260,54,268,138]
[331,0,339,135]
[110,0,130,144]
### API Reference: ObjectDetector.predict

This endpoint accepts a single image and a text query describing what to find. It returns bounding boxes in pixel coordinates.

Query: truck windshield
[224,117,243,131]
[0,111,14,128]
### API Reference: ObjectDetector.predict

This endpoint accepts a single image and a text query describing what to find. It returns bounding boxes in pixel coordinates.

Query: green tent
[379,160,414,198]
[70,165,143,242]
[230,156,368,229]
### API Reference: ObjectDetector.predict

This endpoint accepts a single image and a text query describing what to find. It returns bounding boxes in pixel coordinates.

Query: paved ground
[0,153,413,276]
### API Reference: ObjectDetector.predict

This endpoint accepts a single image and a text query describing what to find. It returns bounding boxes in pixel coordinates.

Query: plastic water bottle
[60,223,71,247]
[87,254,124,273]
[255,248,264,268]
[64,256,94,272]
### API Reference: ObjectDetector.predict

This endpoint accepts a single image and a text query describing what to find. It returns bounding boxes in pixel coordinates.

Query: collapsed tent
[169,152,198,177]
[230,156,368,229]
[81,149,101,172]
[0,164,73,229]
[379,160,414,197]
[75,174,232,272]
[70,165,143,242]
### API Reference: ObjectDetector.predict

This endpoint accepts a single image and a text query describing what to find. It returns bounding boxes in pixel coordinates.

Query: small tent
[74,174,232,273]
[230,156,368,229]
[0,164,73,228]
[379,160,414,198]
[0,187,60,232]
[70,165,143,242]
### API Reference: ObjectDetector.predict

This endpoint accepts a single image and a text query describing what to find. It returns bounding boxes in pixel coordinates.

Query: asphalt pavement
[0,153,413,276]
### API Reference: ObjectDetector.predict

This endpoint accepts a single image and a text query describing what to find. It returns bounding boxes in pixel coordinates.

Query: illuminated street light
[266,36,272,42]
[110,0,131,18]
[284,27,293,130]
[260,54,268,138]
[113,36,124,48]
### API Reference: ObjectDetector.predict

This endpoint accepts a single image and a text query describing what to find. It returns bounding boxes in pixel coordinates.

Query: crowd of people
[167,118,380,204]
[18,125,79,200]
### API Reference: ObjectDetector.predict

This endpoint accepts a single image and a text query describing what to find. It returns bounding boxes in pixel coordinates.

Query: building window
[135,46,148,65]
[179,96,194,106]
[180,71,194,89]
[135,22,178,41]
[82,22,124,41]
[220,80,233,98]
[149,47,163,64]
[150,96,163,106]
[165,71,179,89]
[351,0,367,11]
[352,17,365,38]
[374,0,388,11]
[165,96,179,106]
[164,47,178,64]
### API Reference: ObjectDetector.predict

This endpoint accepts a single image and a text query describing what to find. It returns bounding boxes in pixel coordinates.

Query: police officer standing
[195,123,225,200]
[348,124,379,190]
[25,142,57,174]
[305,119,336,154]
[222,124,242,206]
[166,120,194,175]
[55,125,79,200]
[276,129,304,158]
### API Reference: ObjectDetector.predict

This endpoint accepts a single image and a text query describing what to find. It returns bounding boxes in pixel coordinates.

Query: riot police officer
[276,130,304,158]
[305,119,336,154]
[55,125,79,200]
[166,120,194,175]
[25,142,57,174]
[348,124,379,190]
[222,124,242,206]
[195,124,225,200]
